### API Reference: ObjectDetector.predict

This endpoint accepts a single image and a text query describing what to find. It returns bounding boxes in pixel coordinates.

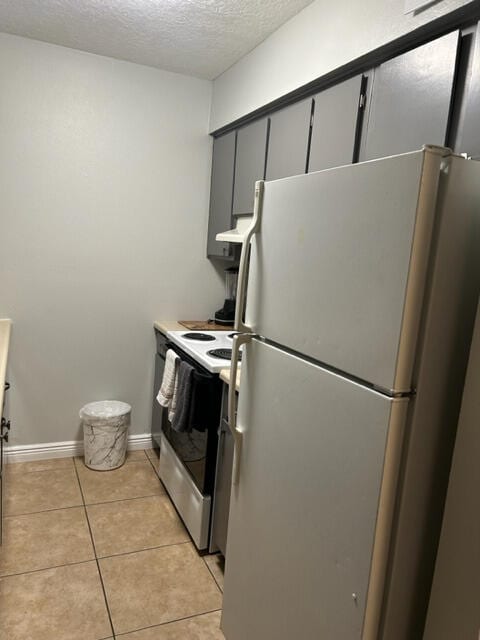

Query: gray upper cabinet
[309,75,364,172]
[207,131,236,259]
[233,118,269,215]
[458,24,480,159]
[362,31,460,161]
[266,99,312,180]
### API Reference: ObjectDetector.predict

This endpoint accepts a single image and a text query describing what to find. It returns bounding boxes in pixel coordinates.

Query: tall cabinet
[233,119,269,216]
[361,31,459,161]
[207,119,269,259]
[206,132,236,259]
[266,99,312,180]
[309,75,364,172]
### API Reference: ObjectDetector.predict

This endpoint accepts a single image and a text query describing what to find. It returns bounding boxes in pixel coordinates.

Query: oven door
[161,345,222,496]
[158,346,222,550]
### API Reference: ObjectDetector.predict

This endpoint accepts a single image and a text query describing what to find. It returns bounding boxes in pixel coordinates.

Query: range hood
[216,215,252,243]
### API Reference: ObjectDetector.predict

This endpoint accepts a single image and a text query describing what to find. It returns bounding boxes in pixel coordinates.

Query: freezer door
[244,148,444,392]
[222,340,408,640]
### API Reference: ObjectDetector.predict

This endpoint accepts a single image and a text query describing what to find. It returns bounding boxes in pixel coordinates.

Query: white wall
[0,33,223,446]
[210,0,475,130]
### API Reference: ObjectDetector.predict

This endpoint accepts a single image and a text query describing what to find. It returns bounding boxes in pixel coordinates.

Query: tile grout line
[83,492,164,508]
[144,450,174,513]
[6,459,75,475]
[7,462,148,476]
[7,456,154,476]
[96,540,191,561]
[0,557,98,580]
[203,556,224,594]
[5,491,165,518]
[144,450,160,476]
[73,457,117,640]
[4,502,86,519]
[0,540,193,580]
[114,607,223,637]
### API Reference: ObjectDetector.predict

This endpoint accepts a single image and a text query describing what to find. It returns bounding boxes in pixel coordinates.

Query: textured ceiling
[0,0,316,79]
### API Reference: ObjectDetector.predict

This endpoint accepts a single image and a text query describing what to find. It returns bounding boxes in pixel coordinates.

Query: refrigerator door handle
[234,180,264,333]
[228,332,255,485]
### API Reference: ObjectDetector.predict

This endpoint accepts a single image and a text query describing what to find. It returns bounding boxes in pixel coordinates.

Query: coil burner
[182,333,216,342]
[207,348,242,361]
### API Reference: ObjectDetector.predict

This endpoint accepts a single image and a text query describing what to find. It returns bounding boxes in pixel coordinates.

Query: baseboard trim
[5,433,154,463]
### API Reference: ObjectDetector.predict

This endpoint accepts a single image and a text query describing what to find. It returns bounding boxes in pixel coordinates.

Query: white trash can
[80,400,131,471]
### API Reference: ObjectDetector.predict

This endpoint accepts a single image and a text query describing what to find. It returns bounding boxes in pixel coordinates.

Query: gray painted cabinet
[266,99,312,180]
[207,131,236,259]
[232,118,269,215]
[309,75,363,172]
[207,28,469,259]
[362,31,460,161]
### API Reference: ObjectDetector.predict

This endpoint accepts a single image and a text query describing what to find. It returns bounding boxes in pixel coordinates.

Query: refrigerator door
[243,147,446,392]
[222,339,409,640]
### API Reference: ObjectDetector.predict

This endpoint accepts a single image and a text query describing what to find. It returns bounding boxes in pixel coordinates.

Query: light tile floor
[0,449,225,639]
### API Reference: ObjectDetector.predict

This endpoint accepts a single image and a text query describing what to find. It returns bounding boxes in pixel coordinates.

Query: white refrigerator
[222,147,480,640]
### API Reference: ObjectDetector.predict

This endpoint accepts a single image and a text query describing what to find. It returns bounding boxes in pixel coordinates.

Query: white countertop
[0,319,12,418]
[154,320,185,334]
[220,367,241,392]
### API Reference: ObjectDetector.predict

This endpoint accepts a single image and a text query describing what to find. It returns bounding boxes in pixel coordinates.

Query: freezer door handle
[228,332,254,485]
[234,180,264,333]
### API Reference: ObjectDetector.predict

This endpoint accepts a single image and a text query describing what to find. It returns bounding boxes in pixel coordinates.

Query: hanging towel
[157,349,179,412]
[168,366,180,423]
[171,361,195,433]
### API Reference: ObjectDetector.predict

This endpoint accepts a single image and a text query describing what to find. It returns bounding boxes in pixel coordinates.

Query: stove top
[167,330,243,373]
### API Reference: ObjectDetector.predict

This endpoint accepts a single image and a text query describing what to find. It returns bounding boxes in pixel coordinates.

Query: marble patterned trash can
[80,400,131,471]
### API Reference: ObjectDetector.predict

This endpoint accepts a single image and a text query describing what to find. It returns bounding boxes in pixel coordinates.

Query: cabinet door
[458,24,480,159]
[233,119,269,215]
[363,31,460,161]
[266,99,312,180]
[309,75,364,172]
[207,132,236,259]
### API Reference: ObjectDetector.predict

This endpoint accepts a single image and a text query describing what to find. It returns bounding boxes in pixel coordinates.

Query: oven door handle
[228,332,254,485]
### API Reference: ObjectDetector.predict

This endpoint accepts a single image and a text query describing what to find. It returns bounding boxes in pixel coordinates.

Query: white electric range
[166,330,242,372]
[155,328,242,551]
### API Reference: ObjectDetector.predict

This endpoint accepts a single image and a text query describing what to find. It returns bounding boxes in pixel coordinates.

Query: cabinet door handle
[1,418,10,431]
[0,432,8,443]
